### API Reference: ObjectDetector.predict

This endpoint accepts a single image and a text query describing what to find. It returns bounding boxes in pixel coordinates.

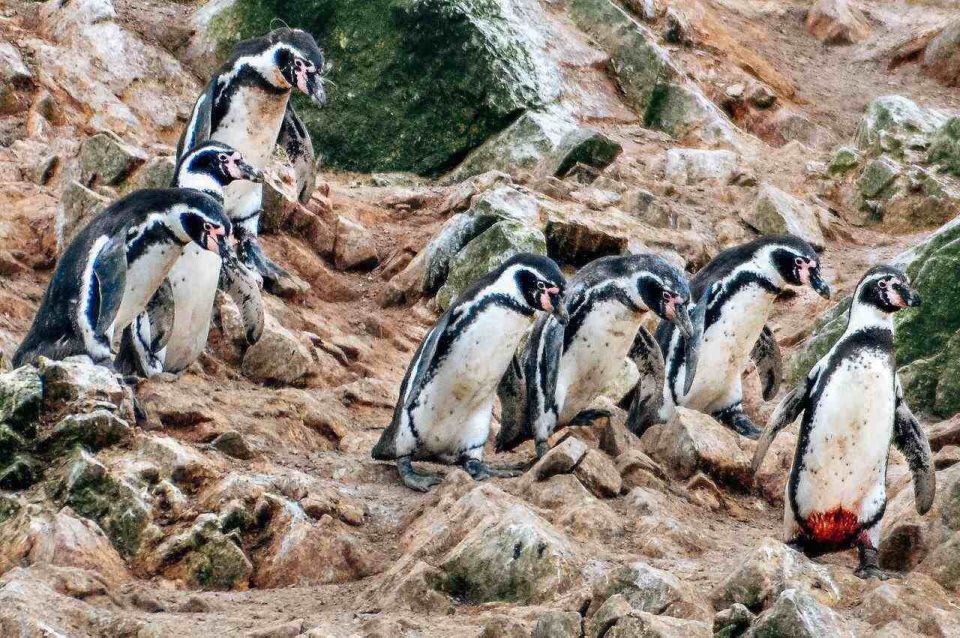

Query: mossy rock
[855,95,947,159]
[786,298,850,386]
[928,116,960,177]
[899,353,943,414]
[203,0,560,175]
[38,410,131,456]
[59,450,151,558]
[186,533,253,590]
[858,157,901,200]
[0,366,42,437]
[0,454,41,491]
[0,493,20,525]
[436,220,547,309]
[828,146,861,176]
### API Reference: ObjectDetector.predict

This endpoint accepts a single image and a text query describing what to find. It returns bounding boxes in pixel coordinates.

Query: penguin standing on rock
[13,189,232,369]
[372,254,568,492]
[495,254,700,458]
[645,236,832,439]
[117,141,265,376]
[752,266,935,579]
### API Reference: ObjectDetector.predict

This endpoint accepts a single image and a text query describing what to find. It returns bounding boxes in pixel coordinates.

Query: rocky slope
[2,0,960,636]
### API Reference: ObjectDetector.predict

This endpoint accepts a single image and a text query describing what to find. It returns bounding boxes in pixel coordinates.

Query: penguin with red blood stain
[752,265,935,579]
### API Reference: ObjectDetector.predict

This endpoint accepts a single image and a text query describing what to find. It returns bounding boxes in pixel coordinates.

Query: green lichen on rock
[58,450,151,559]
[0,366,42,438]
[0,493,20,524]
[858,156,901,199]
[928,116,960,176]
[206,0,559,175]
[828,146,861,175]
[855,95,948,159]
[39,410,131,455]
[436,220,547,309]
[78,131,146,186]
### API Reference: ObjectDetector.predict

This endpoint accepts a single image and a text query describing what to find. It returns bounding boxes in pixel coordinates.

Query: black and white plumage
[13,190,232,369]
[177,27,326,287]
[649,235,832,439]
[372,254,568,492]
[495,254,699,458]
[752,265,934,579]
[116,141,265,376]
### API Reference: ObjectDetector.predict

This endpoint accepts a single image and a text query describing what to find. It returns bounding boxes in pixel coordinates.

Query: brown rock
[923,19,960,87]
[533,610,582,638]
[574,449,623,498]
[333,215,379,271]
[246,619,304,638]
[359,556,453,614]
[929,416,960,451]
[532,436,588,480]
[935,445,960,470]
[544,217,629,268]
[805,0,870,45]
[599,419,635,457]
[641,408,753,490]
[241,317,316,386]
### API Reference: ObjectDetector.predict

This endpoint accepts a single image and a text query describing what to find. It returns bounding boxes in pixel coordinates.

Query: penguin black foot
[712,404,762,439]
[568,409,612,427]
[397,457,443,493]
[236,231,292,292]
[463,459,523,481]
[855,546,897,580]
[535,440,551,459]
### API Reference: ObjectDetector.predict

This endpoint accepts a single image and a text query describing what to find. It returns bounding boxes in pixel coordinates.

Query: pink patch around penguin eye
[540,291,554,312]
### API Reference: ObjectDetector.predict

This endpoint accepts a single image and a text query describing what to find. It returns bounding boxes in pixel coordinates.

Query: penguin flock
[15,25,937,581]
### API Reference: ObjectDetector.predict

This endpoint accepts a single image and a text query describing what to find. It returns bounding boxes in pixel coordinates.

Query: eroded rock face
[923,19,960,88]
[750,588,846,637]
[805,0,869,45]
[741,182,825,250]
[664,148,738,185]
[590,561,710,621]
[855,95,948,160]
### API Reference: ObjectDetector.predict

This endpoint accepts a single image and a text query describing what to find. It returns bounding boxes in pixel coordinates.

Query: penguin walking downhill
[161,28,327,374]
[752,266,935,579]
[495,254,700,458]
[643,235,832,439]
[13,189,232,369]
[116,141,266,376]
[372,254,568,492]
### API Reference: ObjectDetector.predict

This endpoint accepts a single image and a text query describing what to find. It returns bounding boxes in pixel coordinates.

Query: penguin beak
[237,160,263,183]
[541,287,568,324]
[809,270,832,300]
[896,283,922,308]
[205,226,227,254]
[670,301,694,339]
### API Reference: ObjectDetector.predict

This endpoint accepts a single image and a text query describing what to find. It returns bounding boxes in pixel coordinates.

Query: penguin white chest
[558,302,640,423]
[412,307,531,460]
[793,351,894,524]
[162,244,223,372]
[114,243,182,332]
[212,86,289,220]
[682,286,774,412]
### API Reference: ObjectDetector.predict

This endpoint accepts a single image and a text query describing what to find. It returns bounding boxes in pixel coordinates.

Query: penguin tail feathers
[494,423,526,453]
[371,428,397,461]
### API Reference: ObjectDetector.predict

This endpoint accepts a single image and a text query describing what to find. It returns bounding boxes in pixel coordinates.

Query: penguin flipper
[92,236,127,337]
[372,311,452,461]
[495,353,528,453]
[278,104,318,204]
[176,78,215,160]
[893,377,936,515]
[625,326,666,437]
[751,383,808,474]
[147,278,176,352]
[751,325,783,401]
[219,254,265,345]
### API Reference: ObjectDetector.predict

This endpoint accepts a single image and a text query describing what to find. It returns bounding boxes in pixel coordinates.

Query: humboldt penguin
[752,265,935,579]
[116,141,264,376]
[14,189,231,368]
[495,254,699,458]
[648,235,831,439]
[372,254,568,492]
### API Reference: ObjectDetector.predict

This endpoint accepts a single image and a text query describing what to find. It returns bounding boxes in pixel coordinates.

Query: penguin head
[270,28,327,107]
[176,142,262,194]
[855,265,920,313]
[508,254,568,323]
[767,236,831,299]
[176,203,233,255]
[634,259,694,338]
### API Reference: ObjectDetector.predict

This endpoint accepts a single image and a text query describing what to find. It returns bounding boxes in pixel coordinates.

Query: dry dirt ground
[1,0,959,636]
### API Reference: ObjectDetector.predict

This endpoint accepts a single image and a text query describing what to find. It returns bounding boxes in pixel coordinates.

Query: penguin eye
[662,290,672,301]
[794,257,805,266]
[218,153,228,162]
[203,222,214,232]
[878,279,888,290]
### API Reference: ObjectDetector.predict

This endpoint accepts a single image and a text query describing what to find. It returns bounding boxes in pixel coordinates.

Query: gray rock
[589,593,634,638]
[591,561,708,620]
[607,612,710,638]
[714,603,755,638]
[711,538,839,611]
[0,366,42,437]
[39,410,131,454]
[749,588,845,637]
[440,504,579,604]
[333,216,379,271]
[39,356,125,409]
[855,95,948,159]
[828,146,861,175]
[150,514,252,590]
[210,431,254,460]
[533,610,582,638]
[0,41,32,86]
[928,116,960,176]
[58,181,110,250]
[78,131,146,187]
[858,156,902,200]
[126,155,176,191]
[664,148,738,185]
[436,220,547,309]
[448,110,621,182]
[469,186,542,226]
[741,182,825,250]
[241,317,316,386]
[532,436,588,480]
[574,448,623,498]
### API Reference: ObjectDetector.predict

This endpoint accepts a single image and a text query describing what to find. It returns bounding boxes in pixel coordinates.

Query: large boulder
[241,317,317,386]
[740,182,826,250]
[855,95,949,160]
[192,0,560,175]
[0,366,42,437]
[927,116,960,176]
[439,503,579,603]
[448,109,621,181]
[750,588,846,637]
[57,181,110,250]
[78,131,146,187]
[664,148,738,185]
[923,19,960,88]
[804,0,869,45]
[436,219,547,309]
[590,561,710,621]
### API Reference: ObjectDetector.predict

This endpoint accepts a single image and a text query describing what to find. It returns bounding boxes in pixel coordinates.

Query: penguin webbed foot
[535,440,551,459]
[856,545,898,580]
[568,409,612,427]
[463,458,523,481]
[713,405,762,440]
[397,457,443,493]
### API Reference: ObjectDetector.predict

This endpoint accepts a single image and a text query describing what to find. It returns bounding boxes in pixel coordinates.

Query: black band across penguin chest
[703,271,781,332]
[211,67,288,133]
